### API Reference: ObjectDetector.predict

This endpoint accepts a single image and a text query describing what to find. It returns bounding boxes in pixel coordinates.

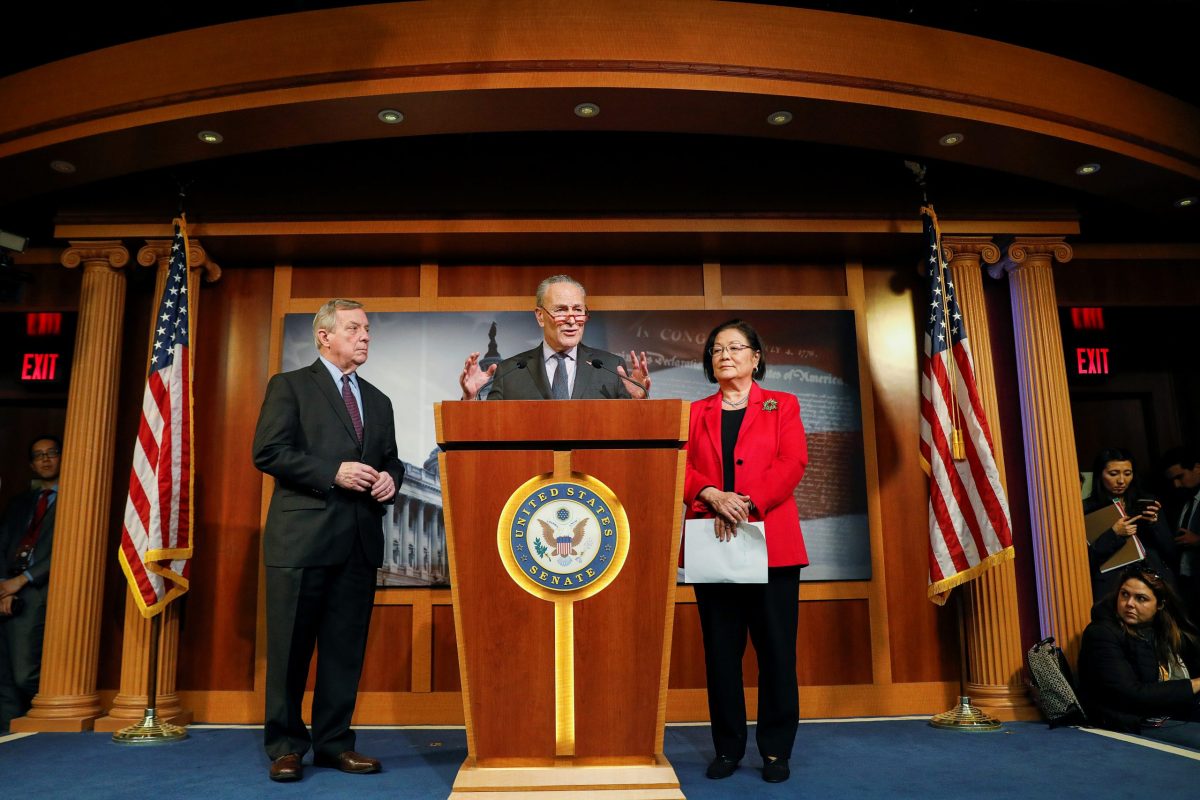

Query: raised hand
[460,351,498,400]
[616,350,651,399]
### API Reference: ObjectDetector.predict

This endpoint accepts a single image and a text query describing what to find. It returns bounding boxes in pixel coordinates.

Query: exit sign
[21,353,60,381]
[1076,347,1110,375]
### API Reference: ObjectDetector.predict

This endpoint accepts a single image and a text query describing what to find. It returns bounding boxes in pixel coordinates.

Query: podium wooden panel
[436,400,688,799]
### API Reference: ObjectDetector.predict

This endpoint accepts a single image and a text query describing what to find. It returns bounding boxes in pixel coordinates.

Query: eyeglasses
[709,344,755,358]
[538,306,589,324]
[31,449,61,460]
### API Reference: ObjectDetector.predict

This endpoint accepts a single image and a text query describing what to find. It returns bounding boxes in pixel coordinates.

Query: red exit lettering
[20,353,59,381]
[25,312,62,336]
[1070,307,1105,330]
[1075,347,1110,375]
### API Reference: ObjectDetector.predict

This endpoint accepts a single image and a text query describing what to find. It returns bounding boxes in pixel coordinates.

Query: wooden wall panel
[668,603,705,689]
[290,265,421,299]
[358,605,415,692]
[721,263,847,296]
[438,264,703,298]
[797,599,873,685]
[179,265,274,691]
[432,604,461,691]
[862,262,958,684]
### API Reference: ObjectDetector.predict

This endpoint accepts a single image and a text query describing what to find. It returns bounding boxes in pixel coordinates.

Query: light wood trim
[702,262,722,309]
[720,295,854,311]
[411,591,434,693]
[54,217,1082,240]
[284,296,421,314]
[654,451,687,754]
[846,258,893,685]
[440,450,477,756]
[255,264,292,692]
[420,261,440,311]
[667,682,958,720]
[673,582,875,603]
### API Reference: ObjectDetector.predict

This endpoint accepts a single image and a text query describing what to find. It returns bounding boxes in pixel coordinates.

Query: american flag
[117,218,194,617]
[918,205,1013,604]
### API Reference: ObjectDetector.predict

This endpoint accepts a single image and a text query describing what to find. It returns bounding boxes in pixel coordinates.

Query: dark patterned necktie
[551,352,569,399]
[342,375,363,443]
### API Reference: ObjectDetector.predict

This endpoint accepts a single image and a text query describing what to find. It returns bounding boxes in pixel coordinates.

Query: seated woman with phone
[1084,448,1178,602]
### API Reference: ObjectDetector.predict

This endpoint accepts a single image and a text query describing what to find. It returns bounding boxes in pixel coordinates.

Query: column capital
[136,239,222,282]
[61,241,129,270]
[941,236,1001,266]
[1003,237,1074,273]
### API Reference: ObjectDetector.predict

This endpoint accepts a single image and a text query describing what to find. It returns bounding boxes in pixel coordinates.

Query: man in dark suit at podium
[253,299,404,782]
[459,274,651,400]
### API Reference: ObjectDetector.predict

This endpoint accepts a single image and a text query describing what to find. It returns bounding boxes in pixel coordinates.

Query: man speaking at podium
[459,274,651,400]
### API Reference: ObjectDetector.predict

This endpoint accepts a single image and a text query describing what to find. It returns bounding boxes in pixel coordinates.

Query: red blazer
[684,382,809,567]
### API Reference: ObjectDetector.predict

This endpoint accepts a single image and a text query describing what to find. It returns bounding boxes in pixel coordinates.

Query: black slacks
[264,535,377,760]
[694,565,801,761]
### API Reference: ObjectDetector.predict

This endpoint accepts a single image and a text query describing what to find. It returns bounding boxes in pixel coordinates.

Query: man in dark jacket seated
[1078,565,1200,750]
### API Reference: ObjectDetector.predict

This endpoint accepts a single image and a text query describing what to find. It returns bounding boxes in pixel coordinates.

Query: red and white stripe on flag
[117,217,194,618]
[918,205,1013,605]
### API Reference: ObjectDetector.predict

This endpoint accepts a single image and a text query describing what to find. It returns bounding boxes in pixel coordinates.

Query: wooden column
[93,238,219,732]
[942,237,1037,720]
[1002,237,1091,664]
[12,242,129,732]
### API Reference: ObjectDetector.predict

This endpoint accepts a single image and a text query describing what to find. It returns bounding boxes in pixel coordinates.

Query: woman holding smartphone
[1084,447,1178,602]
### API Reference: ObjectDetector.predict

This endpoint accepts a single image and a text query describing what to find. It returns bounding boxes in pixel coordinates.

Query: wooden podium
[435,399,689,799]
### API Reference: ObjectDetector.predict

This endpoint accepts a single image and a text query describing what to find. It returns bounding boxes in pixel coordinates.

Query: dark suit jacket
[684,382,809,567]
[0,488,56,590]
[486,344,632,400]
[252,360,404,568]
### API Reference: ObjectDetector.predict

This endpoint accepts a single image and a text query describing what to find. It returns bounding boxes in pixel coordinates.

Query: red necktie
[342,375,364,443]
[13,489,52,560]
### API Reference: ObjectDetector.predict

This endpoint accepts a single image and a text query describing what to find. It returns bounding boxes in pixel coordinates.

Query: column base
[965,682,1041,722]
[450,755,684,799]
[10,693,104,731]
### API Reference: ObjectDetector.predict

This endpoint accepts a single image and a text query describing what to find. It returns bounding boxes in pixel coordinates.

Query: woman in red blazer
[684,319,808,784]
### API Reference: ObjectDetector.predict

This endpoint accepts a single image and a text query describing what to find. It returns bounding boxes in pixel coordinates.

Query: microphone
[586,358,648,397]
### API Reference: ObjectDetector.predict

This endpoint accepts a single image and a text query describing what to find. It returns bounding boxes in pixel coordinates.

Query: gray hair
[535,274,586,307]
[312,298,364,350]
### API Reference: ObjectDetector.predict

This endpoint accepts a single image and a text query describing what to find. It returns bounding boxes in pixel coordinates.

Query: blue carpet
[2,720,1195,798]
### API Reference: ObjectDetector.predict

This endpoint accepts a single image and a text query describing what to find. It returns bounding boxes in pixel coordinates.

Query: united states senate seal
[497,472,630,601]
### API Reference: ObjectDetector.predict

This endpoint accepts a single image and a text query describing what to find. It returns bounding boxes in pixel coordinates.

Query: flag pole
[112,613,187,743]
[929,592,1001,731]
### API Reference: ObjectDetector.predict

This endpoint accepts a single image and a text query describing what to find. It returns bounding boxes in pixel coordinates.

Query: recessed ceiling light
[767,111,793,126]
[197,130,224,144]
[574,102,600,118]
[938,133,964,147]
[378,109,404,124]
[49,160,76,174]
[1175,196,1197,208]
[1075,163,1101,176]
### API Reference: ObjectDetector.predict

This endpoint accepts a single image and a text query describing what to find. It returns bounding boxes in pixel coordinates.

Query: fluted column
[1003,237,1091,664]
[93,238,218,731]
[12,242,129,732]
[943,237,1037,720]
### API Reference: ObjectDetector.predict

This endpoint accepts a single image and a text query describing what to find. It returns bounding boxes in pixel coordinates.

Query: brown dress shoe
[269,753,303,782]
[314,750,381,774]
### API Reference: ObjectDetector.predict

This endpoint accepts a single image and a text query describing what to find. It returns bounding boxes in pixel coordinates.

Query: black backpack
[1026,637,1087,727]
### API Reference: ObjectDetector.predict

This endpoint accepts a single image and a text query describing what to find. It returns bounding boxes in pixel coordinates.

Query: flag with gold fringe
[118,216,194,617]
[918,204,1013,604]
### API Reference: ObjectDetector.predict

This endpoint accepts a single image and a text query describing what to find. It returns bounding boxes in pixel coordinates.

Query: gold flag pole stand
[113,613,188,744]
[929,594,1001,731]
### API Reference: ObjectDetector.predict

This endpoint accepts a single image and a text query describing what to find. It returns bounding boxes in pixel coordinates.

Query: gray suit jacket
[0,489,56,589]
[252,360,404,568]
[486,344,633,400]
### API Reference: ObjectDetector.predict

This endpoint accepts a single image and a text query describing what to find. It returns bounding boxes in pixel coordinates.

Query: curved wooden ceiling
[2,0,1198,216]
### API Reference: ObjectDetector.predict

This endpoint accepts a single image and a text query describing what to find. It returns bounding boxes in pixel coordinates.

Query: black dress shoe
[706,755,740,779]
[762,757,790,783]
[269,753,303,782]
[314,750,381,774]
